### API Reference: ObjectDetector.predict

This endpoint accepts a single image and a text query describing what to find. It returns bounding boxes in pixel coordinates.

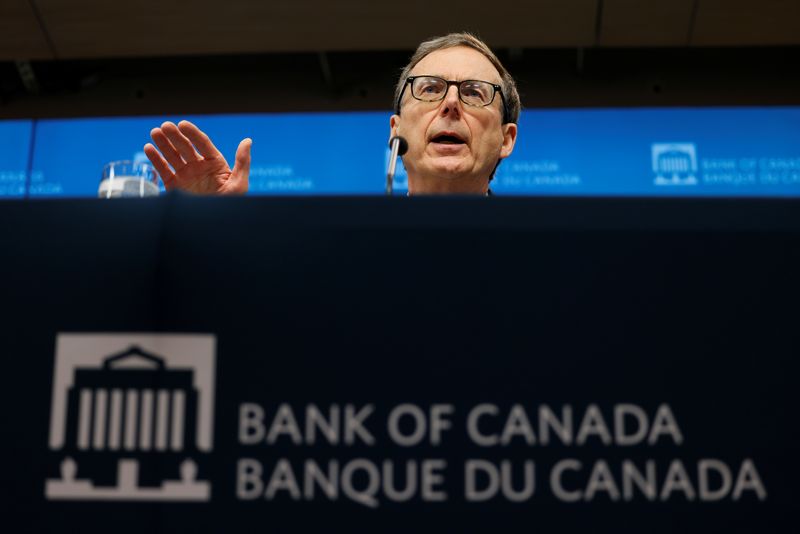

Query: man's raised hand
[144,120,251,195]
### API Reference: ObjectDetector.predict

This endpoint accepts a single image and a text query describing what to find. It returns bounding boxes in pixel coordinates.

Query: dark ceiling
[2,0,799,60]
[1,1,798,118]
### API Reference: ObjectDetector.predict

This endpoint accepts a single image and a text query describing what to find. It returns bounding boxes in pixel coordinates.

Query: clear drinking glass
[98,160,160,198]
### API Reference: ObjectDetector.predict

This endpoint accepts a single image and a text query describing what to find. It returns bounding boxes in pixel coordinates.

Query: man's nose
[439,84,462,117]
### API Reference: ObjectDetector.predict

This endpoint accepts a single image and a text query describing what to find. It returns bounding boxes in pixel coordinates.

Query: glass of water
[98,160,160,198]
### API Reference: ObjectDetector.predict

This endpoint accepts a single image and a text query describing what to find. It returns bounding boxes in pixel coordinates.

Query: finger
[150,127,185,170]
[143,143,176,189]
[229,138,252,194]
[161,121,200,163]
[178,120,224,160]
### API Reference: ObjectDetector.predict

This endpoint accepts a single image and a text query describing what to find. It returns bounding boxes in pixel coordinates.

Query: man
[143,33,521,195]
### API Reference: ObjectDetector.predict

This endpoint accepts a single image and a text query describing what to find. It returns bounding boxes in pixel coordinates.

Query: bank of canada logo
[652,143,699,186]
[46,333,215,502]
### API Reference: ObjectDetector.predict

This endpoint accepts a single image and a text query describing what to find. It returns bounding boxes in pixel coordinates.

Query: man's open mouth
[430,133,466,145]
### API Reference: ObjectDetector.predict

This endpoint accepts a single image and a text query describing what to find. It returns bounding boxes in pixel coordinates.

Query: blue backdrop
[0,120,33,198]
[2,107,799,198]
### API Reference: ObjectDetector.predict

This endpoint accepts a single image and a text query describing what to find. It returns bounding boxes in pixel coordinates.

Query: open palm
[144,120,251,195]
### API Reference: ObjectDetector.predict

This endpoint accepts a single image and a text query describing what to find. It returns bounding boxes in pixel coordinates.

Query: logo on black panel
[46,334,216,502]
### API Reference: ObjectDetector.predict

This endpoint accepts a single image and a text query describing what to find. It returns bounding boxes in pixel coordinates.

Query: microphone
[386,136,408,195]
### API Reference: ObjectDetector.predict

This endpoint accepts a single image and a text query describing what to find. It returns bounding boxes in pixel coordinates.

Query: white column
[171,391,185,451]
[77,389,92,450]
[140,389,153,450]
[124,389,138,450]
[92,389,107,450]
[155,389,169,451]
[108,389,123,450]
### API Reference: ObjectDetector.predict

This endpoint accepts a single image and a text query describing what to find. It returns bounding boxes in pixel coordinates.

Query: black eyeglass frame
[396,75,510,124]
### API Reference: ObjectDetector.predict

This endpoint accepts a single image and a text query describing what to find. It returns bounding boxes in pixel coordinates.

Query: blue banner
[1,107,798,198]
[497,107,800,197]
[0,120,33,198]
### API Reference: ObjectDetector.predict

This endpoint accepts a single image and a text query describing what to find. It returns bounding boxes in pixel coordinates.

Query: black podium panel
[1,195,798,533]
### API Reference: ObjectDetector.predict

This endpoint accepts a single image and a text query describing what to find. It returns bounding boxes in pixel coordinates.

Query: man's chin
[425,156,472,179]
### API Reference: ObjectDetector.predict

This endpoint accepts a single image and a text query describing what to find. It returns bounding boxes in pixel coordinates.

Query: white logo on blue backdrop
[652,143,699,186]
[46,333,216,502]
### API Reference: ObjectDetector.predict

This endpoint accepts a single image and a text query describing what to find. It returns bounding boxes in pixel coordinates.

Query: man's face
[391,46,517,194]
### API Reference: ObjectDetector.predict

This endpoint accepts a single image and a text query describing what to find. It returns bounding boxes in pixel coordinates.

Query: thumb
[230,138,252,192]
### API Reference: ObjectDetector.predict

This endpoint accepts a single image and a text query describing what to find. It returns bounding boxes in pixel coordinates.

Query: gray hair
[393,32,521,124]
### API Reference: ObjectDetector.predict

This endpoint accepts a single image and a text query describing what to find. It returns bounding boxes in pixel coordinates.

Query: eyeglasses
[397,75,509,123]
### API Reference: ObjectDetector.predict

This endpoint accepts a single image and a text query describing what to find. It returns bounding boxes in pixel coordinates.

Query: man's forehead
[409,46,502,83]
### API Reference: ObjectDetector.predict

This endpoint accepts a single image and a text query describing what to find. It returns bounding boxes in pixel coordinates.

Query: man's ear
[499,122,518,159]
[390,114,401,140]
